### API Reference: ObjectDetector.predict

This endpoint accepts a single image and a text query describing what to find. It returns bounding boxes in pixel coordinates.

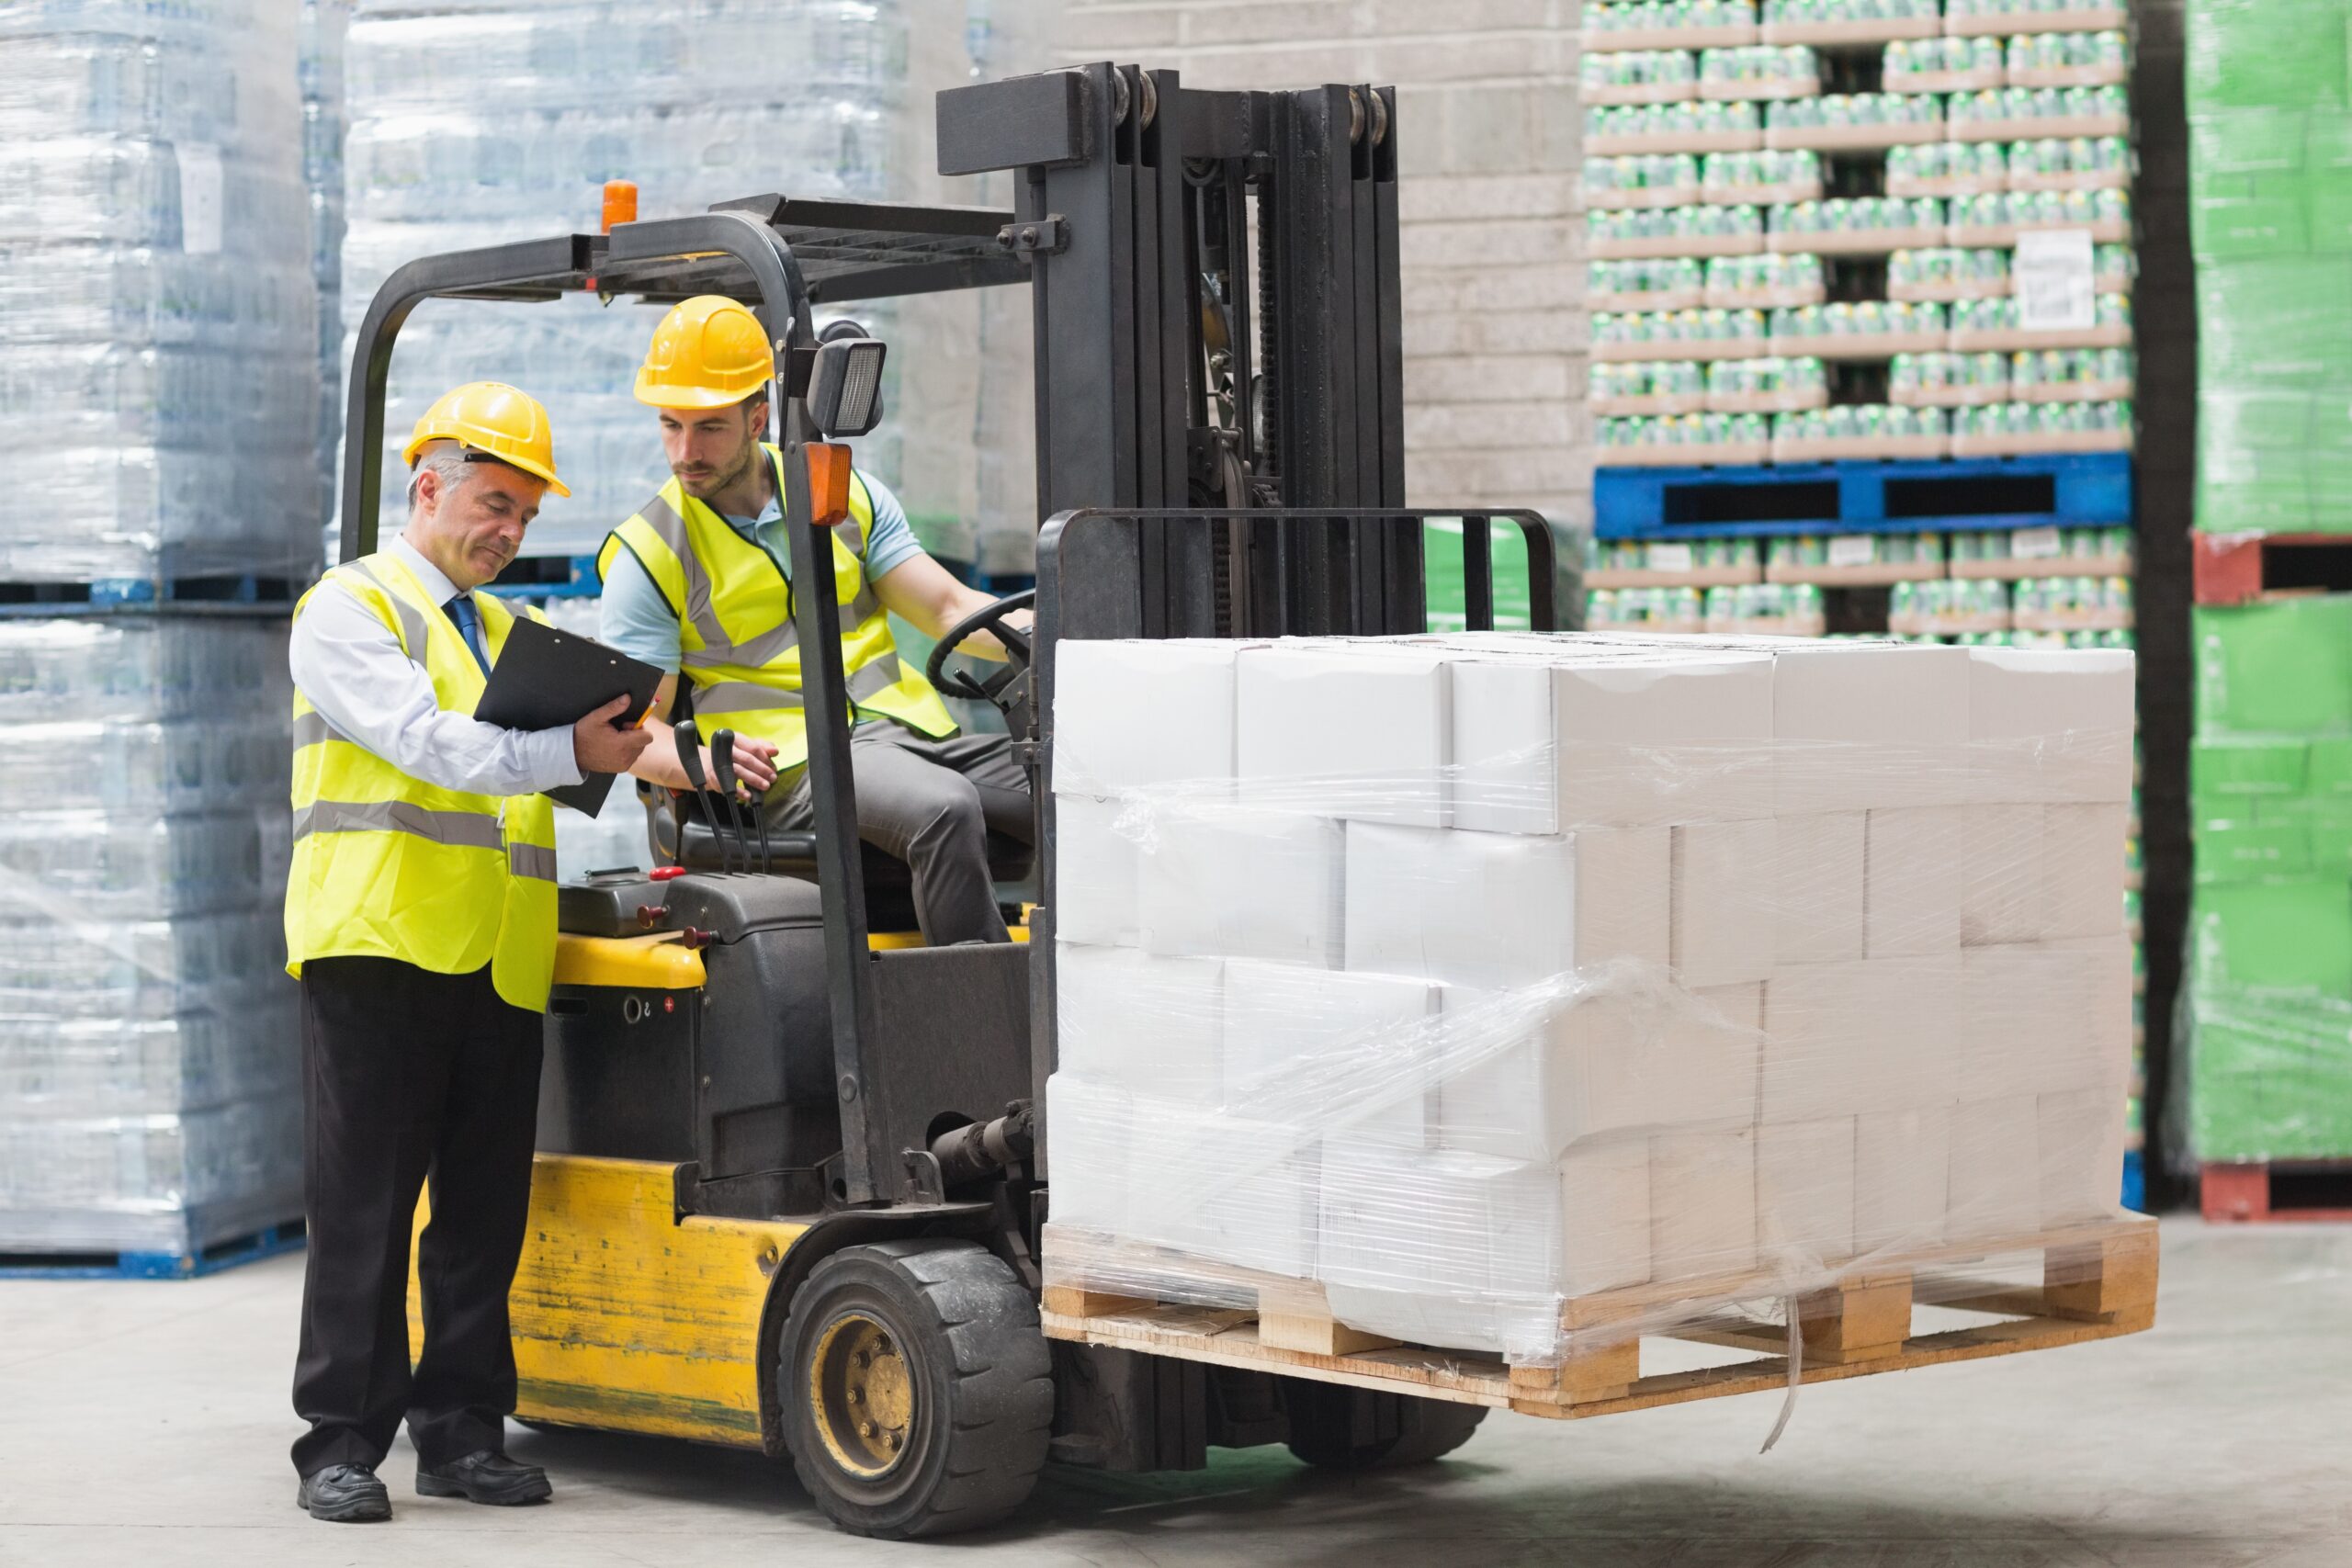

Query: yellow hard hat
[401,381,570,498]
[634,295,775,409]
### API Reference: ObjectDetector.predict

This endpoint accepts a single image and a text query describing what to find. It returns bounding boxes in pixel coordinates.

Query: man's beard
[678,441,757,497]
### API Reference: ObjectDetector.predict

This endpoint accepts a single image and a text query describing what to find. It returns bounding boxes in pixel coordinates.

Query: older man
[283,382,772,1522]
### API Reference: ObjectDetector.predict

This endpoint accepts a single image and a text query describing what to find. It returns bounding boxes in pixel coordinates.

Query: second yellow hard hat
[402,381,569,497]
[635,295,775,409]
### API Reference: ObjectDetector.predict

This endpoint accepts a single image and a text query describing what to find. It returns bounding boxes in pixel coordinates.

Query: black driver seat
[644,791,1035,933]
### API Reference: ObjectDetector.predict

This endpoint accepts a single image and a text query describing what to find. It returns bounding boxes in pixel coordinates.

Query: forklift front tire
[780,1239,1053,1539]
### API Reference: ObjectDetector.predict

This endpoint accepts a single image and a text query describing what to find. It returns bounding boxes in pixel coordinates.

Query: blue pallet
[0,573,301,617]
[0,1220,305,1280]
[1593,453,2133,541]
[2121,1149,2146,1214]
[482,554,601,600]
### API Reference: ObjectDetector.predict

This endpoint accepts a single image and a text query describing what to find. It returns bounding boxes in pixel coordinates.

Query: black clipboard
[474,617,663,816]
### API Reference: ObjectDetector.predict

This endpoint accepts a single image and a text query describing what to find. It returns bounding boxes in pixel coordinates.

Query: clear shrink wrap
[0,620,300,1254]
[0,1,321,582]
[1045,631,2134,1363]
[339,0,908,558]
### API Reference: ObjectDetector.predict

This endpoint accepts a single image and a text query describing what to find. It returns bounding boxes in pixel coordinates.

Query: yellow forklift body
[410,1156,803,1449]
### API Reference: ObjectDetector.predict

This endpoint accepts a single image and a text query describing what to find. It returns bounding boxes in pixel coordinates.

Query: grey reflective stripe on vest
[341,558,431,660]
[685,612,799,671]
[637,491,729,650]
[507,843,559,882]
[291,709,356,750]
[292,798,505,852]
[692,680,805,715]
[846,652,904,703]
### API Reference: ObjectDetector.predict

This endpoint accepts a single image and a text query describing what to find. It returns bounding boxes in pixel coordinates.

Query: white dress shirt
[288,533,582,797]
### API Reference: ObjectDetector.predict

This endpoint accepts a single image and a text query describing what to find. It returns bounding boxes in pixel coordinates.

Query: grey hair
[405,442,473,512]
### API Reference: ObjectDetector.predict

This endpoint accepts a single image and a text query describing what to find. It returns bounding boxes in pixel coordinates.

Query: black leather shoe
[416,1449,552,1506]
[297,1462,390,1523]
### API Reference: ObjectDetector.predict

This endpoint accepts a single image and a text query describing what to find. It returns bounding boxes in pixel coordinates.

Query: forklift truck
[350,64,1556,1538]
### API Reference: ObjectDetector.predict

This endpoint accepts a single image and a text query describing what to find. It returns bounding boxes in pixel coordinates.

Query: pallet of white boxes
[1041,631,2154,1419]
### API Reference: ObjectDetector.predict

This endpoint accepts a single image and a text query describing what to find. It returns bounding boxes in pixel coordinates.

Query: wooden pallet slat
[1042,1217,2157,1426]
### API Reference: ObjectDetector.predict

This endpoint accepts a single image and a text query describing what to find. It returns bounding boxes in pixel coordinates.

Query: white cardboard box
[1237,644,1452,827]
[1756,1115,1857,1268]
[1866,806,1964,957]
[1562,1135,1655,1296]
[1344,821,1670,989]
[1761,954,1960,1122]
[2044,802,2128,939]
[1129,1109,1317,1278]
[1966,646,2135,805]
[1947,1095,2042,1243]
[1775,644,1972,813]
[1053,638,1246,799]
[1773,812,1867,965]
[1055,944,1223,1102]
[1855,1104,1950,1253]
[1962,802,2050,946]
[1319,1143,1573,1357]
[1672,818,1775,986]
[1054,793,1139,947]
[1651,1125,1758,1281]
[1043,1074,1134,1235]
[1220,960,1436,1145]
[1138,807,1344,966]
[2038,1086,2127,1227]
[1435,982,1761,1160]
[1451,650,1776,833]
[1960,934,2132,1100]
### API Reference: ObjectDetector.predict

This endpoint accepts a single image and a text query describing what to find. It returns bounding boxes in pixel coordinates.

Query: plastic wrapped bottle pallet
[301,0,352,539]
[0,1,322,586]
[1043,631,2135,1370]
[0,621,301,1258]
[338,0,909,560]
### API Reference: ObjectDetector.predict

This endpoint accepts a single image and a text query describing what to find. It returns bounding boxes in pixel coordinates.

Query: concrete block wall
[1048,1,1593,565]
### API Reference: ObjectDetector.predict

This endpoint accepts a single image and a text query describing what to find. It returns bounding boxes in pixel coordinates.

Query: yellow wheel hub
[808,1312,916,1478]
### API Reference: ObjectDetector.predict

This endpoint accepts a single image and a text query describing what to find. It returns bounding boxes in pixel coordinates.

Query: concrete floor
[0,1216,2342,1567]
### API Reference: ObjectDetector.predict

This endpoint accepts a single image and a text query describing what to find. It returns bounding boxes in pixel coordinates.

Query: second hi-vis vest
[596,446,956,770]
[283,552,561,1013]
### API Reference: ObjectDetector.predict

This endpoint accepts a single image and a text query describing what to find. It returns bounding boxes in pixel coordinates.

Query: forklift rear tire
[780,1239,1053,1539]
[1283,1383,1490,1471]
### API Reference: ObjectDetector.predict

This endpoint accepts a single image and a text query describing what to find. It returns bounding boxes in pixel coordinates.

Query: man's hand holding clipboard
[475,619,662,814]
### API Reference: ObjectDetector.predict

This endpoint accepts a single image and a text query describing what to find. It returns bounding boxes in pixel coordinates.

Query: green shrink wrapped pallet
[2187,595,2352,1161]
[2188,0,2352,533]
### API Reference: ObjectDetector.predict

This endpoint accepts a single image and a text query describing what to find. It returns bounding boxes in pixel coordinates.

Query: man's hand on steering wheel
[924,588,1035,716]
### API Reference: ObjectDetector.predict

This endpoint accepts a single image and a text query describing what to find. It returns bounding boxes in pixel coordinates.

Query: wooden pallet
[2200,1161,2352,1224]
[1043,1217,2155,1422]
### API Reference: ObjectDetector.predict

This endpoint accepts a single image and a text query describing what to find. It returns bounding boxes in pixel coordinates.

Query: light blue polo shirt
[601,468,925,674]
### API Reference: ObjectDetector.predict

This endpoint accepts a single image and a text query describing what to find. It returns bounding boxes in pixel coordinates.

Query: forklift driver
[597,295,1034,945]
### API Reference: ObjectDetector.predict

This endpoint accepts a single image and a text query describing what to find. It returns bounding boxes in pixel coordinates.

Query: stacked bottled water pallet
[0,0,322,590]
[0,6,318,1263]
[339,0,910,562]
[0,621,302,1258]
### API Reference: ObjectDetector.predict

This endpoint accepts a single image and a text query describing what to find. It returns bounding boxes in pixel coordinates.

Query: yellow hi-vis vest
[283,553,561,1013]
[595,446,956,771]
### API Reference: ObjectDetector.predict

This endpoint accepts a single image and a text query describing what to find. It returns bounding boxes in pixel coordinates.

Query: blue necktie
[444,593,492,675]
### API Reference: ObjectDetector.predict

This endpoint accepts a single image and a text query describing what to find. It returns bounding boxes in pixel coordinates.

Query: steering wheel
[923,588,1035,718]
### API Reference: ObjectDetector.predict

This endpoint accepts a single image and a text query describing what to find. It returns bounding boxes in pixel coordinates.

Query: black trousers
[291,956,543,1477]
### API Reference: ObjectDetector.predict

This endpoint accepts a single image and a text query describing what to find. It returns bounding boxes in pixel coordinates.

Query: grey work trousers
[767,720,1033,946]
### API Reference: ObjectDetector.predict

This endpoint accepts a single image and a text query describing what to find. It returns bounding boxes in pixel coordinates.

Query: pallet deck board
[1046,1218,2156,1425]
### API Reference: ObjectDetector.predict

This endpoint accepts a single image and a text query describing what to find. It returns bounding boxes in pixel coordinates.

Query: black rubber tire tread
[780,1238,1053,1540]
[1285,1387,1490,1471]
